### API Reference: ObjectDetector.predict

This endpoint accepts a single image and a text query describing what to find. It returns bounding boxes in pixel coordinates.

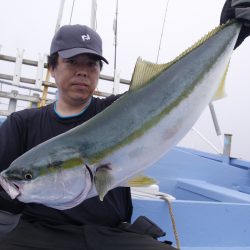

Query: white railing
[0,51,130,116]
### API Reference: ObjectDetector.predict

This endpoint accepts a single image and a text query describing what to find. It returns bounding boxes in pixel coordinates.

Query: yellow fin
[212,61,230,101]
[127,175,157,187]
[129,58,170,91]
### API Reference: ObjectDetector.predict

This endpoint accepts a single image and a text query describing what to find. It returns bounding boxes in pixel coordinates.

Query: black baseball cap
[50,24,108,64]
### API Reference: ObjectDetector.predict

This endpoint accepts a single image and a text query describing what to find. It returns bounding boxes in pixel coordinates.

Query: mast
[113,0,119,75]
[90,0,97,30]
[41,0,65,106]
[55,0,66,32]
[112,0,120,94]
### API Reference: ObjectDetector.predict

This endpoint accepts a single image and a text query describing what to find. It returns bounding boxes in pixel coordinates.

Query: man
[0,24,177,250]
[0,1,249,249]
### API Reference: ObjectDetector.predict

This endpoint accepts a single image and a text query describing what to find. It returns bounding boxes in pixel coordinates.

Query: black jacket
[0,95,132,227]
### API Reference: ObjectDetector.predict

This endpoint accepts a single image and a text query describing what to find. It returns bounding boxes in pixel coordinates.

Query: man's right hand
[0,210,21,235]
[0,191,24,214]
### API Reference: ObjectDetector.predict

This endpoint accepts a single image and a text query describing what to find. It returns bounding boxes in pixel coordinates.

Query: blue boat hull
[132,147,250,249]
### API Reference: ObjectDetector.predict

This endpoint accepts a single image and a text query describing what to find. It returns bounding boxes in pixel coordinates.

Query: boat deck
[132,147,250,249]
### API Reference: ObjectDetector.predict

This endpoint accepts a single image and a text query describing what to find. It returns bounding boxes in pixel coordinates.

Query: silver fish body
[0,22,241,209]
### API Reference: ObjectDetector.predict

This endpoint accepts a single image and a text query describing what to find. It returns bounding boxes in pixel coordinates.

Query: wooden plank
[0,89,110,103]
[0,54,47,68]
[94,90,111,97]
[0,91,40,102]
[0,53,130,85]
[0,76,112,97]
[0,73,54,86]
[0,52,130,106]
[0,79,55,95]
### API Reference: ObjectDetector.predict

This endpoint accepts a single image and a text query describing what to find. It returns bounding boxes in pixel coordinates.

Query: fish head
[0,157,93,210]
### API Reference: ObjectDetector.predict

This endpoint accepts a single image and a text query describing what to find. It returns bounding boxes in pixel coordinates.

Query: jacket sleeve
[95,93,126,113]
[0,113,26,172]
[0,113,26,213]
[220,0,250,48]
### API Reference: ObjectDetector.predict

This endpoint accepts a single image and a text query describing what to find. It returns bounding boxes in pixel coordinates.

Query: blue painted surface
[133,199,250,249]
[132,147,250,249]
[144,147,250,201]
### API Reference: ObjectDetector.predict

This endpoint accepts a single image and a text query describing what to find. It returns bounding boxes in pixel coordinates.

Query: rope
[156,0,170,63]
[131,188,181,249]
[158,194,181,249]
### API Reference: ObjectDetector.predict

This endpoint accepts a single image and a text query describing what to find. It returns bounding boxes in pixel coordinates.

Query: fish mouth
[0,174,21,199]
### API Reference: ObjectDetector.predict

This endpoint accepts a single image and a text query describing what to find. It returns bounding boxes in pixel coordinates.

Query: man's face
[50,54,101,105]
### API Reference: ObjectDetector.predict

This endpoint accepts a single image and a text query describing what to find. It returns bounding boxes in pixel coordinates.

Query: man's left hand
[220,0,250,48]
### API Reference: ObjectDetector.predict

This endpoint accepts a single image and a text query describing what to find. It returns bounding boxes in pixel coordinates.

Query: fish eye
[23,171,33,180]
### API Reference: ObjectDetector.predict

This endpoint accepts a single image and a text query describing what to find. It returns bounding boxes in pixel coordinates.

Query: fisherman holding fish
[0,1,250,249]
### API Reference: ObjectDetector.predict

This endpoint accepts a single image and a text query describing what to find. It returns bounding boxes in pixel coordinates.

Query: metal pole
[69,0,76,24]
[209,102,224,151]
[209,102,222,136]
[41,0,65,107]
[90,0,97,30]
[113,0,119,75]
[112,0,120,94]
[55,0,66,33]
[223,134,232,164]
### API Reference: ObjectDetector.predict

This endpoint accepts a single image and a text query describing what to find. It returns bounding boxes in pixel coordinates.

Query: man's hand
[220,0,250,48]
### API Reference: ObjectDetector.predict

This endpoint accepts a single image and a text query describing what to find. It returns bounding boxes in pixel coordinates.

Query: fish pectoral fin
[94,164,114,201]
[126,175,157,187]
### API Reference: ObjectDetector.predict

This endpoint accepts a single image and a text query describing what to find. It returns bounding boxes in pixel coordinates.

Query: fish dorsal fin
[126,175,157,187]
[129,22,233,91]
[129,57,170,91]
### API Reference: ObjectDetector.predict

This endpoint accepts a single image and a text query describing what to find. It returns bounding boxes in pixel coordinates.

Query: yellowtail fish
[0,21,241,210]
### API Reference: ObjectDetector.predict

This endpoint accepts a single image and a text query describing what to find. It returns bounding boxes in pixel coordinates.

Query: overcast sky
[0,0,250,161]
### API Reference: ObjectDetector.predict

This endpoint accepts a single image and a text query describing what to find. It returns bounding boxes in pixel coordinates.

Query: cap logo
[81,34,91,42]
